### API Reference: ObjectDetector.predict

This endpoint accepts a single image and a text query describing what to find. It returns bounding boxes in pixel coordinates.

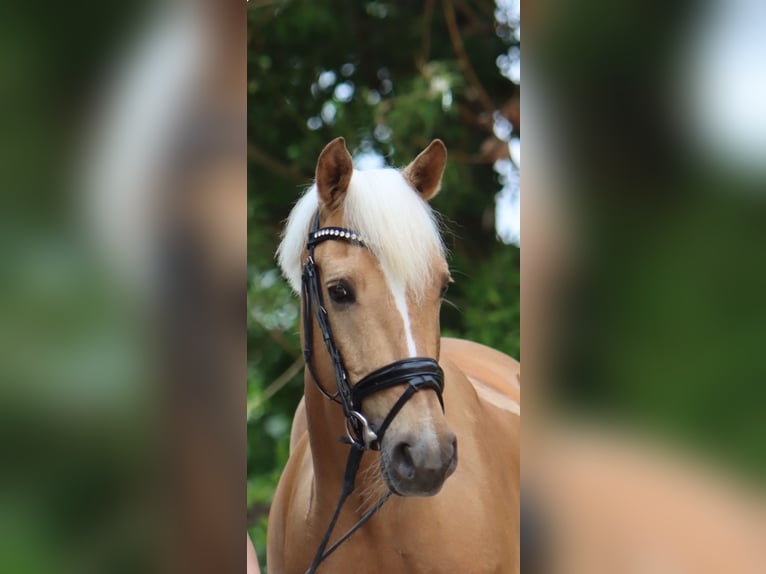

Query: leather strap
[352,357,444,447]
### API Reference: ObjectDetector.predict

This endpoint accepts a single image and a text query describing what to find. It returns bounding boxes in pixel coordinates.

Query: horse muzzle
[382,427,458,496]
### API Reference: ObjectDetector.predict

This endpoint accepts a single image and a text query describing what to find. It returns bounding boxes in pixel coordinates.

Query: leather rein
[300,211,445,573]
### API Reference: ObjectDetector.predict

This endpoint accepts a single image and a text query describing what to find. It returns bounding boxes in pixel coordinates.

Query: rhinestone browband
[308,226,365,246]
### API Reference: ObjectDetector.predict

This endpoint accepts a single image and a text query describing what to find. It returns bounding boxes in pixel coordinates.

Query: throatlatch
[300,211,445,573]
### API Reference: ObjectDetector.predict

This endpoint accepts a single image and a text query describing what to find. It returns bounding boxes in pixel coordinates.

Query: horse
[267,137,520,574]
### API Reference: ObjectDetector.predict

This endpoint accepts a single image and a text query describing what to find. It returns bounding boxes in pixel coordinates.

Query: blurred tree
[247,1,519,570]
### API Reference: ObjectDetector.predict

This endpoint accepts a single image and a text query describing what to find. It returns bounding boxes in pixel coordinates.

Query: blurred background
[524,0,766,571]
[526,0,766,478]
[0,1,245,572]
[246,1,520,571]
[2,0,765,571]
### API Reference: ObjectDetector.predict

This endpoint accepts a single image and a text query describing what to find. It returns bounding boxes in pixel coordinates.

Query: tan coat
[268,338,520,574]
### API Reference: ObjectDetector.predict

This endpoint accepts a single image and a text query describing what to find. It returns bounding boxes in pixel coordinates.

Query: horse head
[279,137,457,496]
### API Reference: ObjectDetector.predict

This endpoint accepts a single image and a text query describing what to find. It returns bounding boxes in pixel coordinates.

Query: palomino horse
[267,138,520,573]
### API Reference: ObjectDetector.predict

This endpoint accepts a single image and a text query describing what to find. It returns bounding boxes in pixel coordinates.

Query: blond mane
[277,168,445,300]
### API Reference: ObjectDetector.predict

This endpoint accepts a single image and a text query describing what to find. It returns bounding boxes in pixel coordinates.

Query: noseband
[300,211,445,573]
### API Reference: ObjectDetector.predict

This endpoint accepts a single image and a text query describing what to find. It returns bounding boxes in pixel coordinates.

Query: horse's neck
[302,372,379,505]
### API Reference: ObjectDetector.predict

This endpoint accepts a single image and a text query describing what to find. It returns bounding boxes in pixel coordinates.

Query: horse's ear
[403,139,447,201]
[316,137,353,210]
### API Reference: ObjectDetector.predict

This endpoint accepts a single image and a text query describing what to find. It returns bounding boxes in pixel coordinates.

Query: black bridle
[300,211,445,573]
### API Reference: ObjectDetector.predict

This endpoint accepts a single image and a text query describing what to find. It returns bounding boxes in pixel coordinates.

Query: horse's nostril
[394,442,415,480]
[449,437,458,469]
[402,445,414,468]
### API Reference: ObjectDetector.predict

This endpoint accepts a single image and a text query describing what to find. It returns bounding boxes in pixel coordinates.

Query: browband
[308,226,365,247]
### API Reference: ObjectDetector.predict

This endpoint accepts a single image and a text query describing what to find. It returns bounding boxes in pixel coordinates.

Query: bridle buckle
[345,410,378,449]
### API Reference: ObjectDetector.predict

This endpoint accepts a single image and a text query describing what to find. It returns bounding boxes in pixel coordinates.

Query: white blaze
[389,279,417,357]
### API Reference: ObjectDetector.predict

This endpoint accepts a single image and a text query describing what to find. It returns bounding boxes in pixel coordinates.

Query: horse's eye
[440,281,451,298]
[328,281,355,304]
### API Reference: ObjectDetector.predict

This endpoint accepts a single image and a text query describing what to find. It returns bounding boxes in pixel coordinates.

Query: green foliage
[443,245,520,358]
[247,2,519,571]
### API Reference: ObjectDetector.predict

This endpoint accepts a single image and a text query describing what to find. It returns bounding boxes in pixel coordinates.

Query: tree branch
[443,0,496,115]
[247,354,305,417]
[472,0,497,18]
[247,143,308,185]
[260,355,305,404]
[419,0,437,69]
[453,0,483,30]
